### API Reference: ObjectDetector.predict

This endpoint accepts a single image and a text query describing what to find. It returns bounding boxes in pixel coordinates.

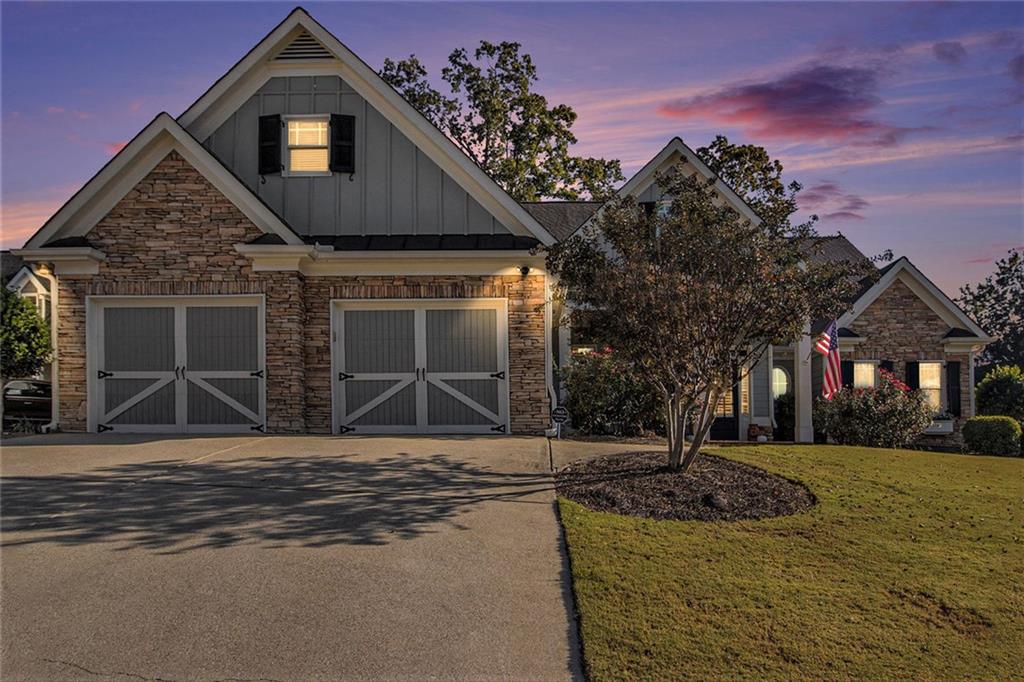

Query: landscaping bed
[556,451,814,521]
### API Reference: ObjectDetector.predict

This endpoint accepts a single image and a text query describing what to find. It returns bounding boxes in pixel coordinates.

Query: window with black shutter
[905,361,920,389]
[946,361,961,416]
[258,114,282,175]
[880,360,894,373]
[330,114,355,173]
[840,360,854,388]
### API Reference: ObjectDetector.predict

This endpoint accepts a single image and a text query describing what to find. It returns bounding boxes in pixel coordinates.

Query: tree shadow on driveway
[1,452,553,553]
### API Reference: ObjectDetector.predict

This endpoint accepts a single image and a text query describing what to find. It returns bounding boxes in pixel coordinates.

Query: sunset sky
[2,1,1021,296]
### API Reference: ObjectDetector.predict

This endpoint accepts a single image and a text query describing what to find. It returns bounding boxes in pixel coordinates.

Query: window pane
[289,148,329,172]
[919,362,942,388]
[772,367,789,398]
[853,363,875,388]
[288,120,328,146]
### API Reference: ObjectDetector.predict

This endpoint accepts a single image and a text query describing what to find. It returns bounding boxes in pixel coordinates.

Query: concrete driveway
[0,434,582,681]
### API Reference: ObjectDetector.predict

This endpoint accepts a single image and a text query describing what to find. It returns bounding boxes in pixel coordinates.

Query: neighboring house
[11,8,989,445]
[2,251,53,381]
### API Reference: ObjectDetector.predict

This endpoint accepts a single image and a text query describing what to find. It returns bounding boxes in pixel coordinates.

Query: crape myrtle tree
[381,41,624,201]
[548,146,865,471]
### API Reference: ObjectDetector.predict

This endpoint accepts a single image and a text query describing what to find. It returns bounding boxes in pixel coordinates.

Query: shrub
[561,350,664,436]
[962,416,1022,457]
[1,287,50,379]
[975,365,1024,423]
[814,369,933,448]
[773,393,795,441]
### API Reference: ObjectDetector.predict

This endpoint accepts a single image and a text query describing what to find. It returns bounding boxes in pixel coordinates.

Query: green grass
[559,445,1024,680]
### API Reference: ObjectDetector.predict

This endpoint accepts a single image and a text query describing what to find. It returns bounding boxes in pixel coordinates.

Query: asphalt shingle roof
[519,202,601,242]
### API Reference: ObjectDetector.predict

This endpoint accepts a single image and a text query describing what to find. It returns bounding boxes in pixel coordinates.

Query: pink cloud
[46,106,92,120]
[105,140,128,156]
[799,180,870,221]
[45,106,65,114]
[0,186,79,249]
[962,244,1024,265]
[658,64,914,147]
[129,99,144,113]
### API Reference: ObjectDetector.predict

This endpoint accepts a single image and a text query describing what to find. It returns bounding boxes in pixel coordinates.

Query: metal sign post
[551,406,569,439]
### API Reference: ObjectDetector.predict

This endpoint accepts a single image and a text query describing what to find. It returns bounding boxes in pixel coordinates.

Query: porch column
[794,323,815,443]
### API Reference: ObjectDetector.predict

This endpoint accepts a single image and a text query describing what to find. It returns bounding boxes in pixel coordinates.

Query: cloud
[932,41,967,65]
[129,99,144,113]
[657,64,913,147]
[65,133,128,157]
[105,140,128,156]
[1010,55,1024,84]
[962,243,1024,265]
[0,186,79,249]
[798,181,869,220]
[45,106,65,114]
[781,134,1022,171]
[45,106,92,120]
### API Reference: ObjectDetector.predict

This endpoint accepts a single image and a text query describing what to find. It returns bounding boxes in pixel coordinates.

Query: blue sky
[2,1,1022,296]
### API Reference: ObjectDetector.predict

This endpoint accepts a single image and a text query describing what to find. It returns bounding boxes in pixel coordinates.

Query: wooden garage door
[91,298,265,433]
[333,300,509,434]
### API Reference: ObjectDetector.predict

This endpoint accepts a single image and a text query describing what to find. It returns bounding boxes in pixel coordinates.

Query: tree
[1,287,50,379]
[381,42,624,201]
[958,249,1023,367]
[547,161,865,471]
[975,364,1024,423]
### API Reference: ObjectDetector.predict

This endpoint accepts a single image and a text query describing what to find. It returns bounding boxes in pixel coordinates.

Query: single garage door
[332,299,509,434]
[89,297,265,433]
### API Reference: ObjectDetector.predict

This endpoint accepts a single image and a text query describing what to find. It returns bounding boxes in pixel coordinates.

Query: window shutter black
[905,361,920,390]
[880,360,894,373]
[258,114,282,175]
[946,361,961,416]
[330,114,355,173]
[840,360,854,388]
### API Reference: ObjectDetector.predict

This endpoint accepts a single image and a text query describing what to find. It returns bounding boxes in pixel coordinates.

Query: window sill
[283,172,333,178]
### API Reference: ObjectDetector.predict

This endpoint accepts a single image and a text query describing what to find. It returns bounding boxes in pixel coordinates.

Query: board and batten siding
[203,76,511,237]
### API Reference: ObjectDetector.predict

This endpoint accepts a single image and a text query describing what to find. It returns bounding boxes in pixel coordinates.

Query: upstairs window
[286,118,329,174]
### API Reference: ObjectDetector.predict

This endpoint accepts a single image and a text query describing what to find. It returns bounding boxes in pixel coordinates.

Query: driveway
[0,434,581,681]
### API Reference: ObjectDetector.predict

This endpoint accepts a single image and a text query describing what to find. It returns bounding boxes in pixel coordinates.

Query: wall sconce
[519,265,531,276]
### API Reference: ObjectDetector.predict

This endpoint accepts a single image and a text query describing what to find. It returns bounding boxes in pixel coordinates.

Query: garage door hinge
[338,372,354,381]
[489,371,505,380]
[249,369,264,378]
[97,370,114,379]
[97,424,113,433]
[250,424,265,432]
[490,424,507,433]
[339,425,355,434]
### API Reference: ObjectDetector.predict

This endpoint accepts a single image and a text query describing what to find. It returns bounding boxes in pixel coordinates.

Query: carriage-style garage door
[332,299,509,434]
[88,296,265,433]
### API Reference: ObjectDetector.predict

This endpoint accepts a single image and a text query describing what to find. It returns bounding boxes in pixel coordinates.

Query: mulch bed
[555,451,815,522]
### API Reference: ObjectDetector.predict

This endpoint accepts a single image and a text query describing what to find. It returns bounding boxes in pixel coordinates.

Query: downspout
[34,264,60,433]
[544,272,558,437]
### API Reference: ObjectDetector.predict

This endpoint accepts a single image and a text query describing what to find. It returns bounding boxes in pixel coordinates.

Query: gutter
[33,264,60,433]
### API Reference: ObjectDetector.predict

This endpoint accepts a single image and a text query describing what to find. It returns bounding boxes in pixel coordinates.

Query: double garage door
[87,297,509,435]
[89,297,265,433]
[332,300,510,434]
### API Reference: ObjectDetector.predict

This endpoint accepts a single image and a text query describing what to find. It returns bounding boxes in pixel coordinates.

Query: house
[12,8,989,445]
[2,251,53,381]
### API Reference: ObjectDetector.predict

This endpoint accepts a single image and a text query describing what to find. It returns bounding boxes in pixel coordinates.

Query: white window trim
[283,114,332,177]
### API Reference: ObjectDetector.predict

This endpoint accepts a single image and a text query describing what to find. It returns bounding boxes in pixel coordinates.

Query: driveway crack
[42,657,177,681]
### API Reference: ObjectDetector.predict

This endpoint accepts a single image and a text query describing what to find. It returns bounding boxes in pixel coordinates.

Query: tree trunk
[665,393,691,470]
[678,388,720,473]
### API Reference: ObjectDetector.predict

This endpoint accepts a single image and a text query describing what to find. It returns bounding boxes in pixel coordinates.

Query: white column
[794,323,815,443]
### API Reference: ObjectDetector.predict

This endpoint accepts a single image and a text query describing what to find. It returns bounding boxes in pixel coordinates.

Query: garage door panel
[344,310,415,373]
[108,381,176,425]
[427,382,497,426]
[350,381,417,427]
[426,309,497,372]
[103,307,175,371]
[186,306,258,371]
[187,381,258,425]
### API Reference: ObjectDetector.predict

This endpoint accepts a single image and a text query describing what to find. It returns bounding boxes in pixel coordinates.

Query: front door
[91,297,265,433]
[709,379,740,441]
[333,300,509,434]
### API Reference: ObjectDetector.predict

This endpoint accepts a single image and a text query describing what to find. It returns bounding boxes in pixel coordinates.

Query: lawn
[559,445,1023,680]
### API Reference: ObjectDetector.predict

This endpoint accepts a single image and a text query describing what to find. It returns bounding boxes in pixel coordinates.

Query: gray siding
[751,354,770,418]
[204,76,512,237]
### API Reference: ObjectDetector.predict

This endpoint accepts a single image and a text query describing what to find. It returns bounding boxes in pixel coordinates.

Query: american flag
[815,320,842,400]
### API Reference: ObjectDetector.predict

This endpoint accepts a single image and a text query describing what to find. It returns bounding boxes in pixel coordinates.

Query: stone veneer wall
[845,277,973,445]
[54,150,550,435]
[303,275,549,435]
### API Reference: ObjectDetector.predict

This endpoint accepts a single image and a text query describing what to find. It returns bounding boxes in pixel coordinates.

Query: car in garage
[3,380,52,431]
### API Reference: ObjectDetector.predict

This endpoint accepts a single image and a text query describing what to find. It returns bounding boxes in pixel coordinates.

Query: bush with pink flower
[814,369,934,448]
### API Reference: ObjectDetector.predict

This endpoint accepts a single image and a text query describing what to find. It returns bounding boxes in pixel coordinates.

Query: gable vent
[274,31,333,61]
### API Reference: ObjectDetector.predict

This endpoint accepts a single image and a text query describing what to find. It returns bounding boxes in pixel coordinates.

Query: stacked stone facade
[53,151,549,435]
[845,277,974,445]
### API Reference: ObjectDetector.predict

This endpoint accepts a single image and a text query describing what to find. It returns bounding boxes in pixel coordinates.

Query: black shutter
[330,114,355,173]
[905,361,920,390]
[880,360,894,373]
[946,361,961,416]
[258,114,282,175]
[841,360,854,388]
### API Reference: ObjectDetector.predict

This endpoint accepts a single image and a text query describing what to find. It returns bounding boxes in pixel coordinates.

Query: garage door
[89,297,265,433]
[332,300,509,434]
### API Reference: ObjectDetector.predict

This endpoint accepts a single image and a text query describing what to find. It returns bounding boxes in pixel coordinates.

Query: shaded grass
[559,445,1024,680]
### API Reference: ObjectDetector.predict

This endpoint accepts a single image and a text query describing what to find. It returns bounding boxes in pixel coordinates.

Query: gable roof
[1,251,26,285]
[520,202,602,241]
[177,7,557,246]
[837,257,990,340]
[21,113,303,249]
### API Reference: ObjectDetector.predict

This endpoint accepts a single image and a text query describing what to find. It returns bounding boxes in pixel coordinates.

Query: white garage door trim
[86,295,266,433]
[330,298,511,435]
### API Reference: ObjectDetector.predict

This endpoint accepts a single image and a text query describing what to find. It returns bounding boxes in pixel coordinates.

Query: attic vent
[274,31,333,61]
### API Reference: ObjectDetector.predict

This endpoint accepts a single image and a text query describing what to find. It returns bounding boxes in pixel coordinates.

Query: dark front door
[709,379,740,441]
